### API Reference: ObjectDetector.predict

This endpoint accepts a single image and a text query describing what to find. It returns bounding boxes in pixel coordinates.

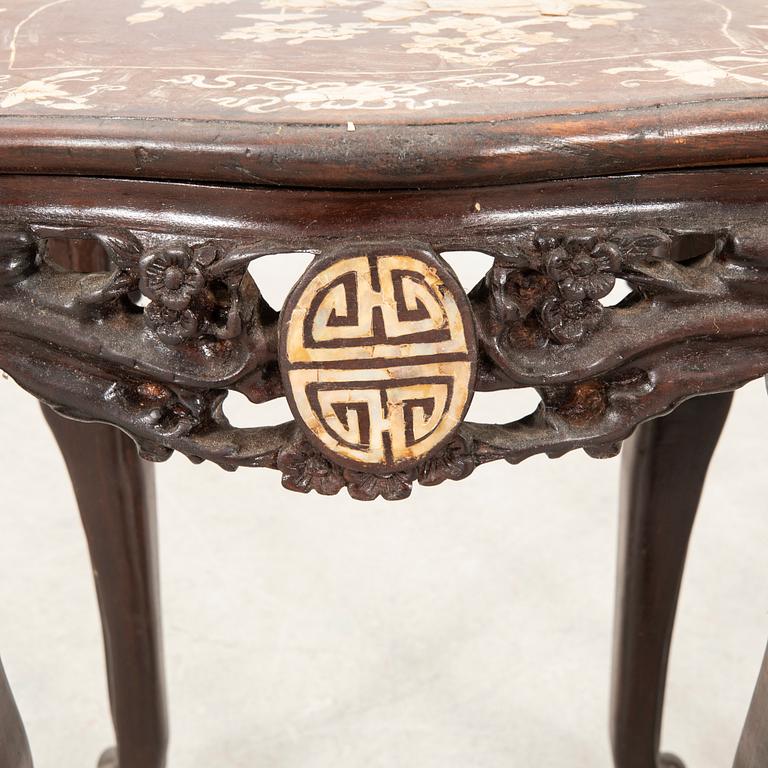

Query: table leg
[733,642,768,768]
[42,407,168,768]
[610,391,733,768]
[0,657,33,768]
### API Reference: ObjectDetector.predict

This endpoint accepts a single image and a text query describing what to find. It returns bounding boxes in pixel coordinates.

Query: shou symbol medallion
[279,245,477,472]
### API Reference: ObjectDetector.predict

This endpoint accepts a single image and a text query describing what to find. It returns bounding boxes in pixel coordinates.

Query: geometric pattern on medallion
[279,247,477,472]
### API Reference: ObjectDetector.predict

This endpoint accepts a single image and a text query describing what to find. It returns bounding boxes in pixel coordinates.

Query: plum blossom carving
[144,304,200,345]
[343,469,413,501]
[535,234,620,343]
[540,295,602,344]
[139,245,204,311]
[3,221,752,501]
[66,235,251,347]
[275,434,478,498]
[276,439,346,496]
[487,263,552,328]
[130,241,250,346]
[482,232,623,347]
[417,437,475,486]
[543,235,620,302]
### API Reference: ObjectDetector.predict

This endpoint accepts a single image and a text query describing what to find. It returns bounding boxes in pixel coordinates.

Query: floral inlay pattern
[0,70,125,111]
[605,55,768,87]
[160,72,560,113]
[127,0,239,25]
[216,0,643,67]
[0,0,766,117]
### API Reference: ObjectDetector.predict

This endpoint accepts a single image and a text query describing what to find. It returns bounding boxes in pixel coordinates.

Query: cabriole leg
[43,408,168,768]
[0,657,33,768]
[733,642,768,768]
[610,392,733,768]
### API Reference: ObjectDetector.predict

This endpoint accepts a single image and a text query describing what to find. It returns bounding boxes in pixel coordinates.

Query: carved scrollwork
[1,221,766,500]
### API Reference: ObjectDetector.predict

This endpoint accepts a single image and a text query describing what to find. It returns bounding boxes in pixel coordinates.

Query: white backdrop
[1,371,767,768]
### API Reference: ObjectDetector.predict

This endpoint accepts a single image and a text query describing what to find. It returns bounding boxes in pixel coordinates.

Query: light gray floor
[1,374,767,768]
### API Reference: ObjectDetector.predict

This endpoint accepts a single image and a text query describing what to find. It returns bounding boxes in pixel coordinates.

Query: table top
[0,0,767,188]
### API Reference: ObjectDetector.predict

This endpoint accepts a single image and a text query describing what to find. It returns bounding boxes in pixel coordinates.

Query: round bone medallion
[279,245,477,473]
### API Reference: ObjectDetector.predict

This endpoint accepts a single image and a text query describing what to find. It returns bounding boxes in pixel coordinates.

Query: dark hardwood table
[1,0,768,766]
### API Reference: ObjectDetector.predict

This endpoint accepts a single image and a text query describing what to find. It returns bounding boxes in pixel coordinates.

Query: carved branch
[1,222,766,500]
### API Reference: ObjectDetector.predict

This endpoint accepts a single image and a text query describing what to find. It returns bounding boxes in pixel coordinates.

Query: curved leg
[610,391,733,768]
[733,642,768,768]
[0,657,33,768]
[43,407,168,768]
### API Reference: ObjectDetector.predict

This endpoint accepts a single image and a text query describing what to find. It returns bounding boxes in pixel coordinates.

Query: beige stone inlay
[281,252,475,470]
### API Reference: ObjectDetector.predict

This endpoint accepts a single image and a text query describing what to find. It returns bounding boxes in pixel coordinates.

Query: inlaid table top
[0,0,766,186]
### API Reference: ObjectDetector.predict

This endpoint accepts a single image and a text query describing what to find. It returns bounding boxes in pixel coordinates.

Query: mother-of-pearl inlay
[279,246,477,472]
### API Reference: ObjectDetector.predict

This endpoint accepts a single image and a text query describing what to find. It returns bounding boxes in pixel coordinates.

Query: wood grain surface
[0,1,766,187]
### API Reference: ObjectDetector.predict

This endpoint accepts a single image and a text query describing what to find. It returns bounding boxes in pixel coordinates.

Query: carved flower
[540,296,602,344]
[543,236,620,302]
[276,440,345,496]
[139,245,204,310]
[344,469,413,502]
[144,303,199,345]
[418,437,475,486]
[487,263,554,332]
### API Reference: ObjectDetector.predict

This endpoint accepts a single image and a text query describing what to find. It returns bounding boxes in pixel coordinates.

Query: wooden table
[1,1,767,766]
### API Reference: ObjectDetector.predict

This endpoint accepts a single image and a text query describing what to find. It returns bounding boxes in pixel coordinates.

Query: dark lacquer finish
[0,1,766,188]
[734,642,768,768]
[2,170,768,498]
[42,408,167,768]
[611,392,733,768]
[733,649,768,768]
[1,0,767,761]
[30,239,168,768]
[3,101,768,190]
[0,658,33,768]
[1,159,766,762]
